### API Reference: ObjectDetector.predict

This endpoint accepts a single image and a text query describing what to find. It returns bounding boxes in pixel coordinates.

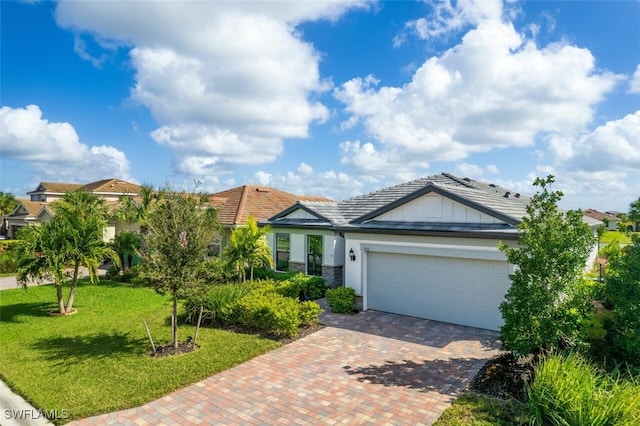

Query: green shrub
[292,274,327,299]
[198,258,232,284]
[236,292,300,337]
[249,270,328,300]
[299,301,322,326]
[603,235,640,366]
[0,240,19,250]
[526,353,640,426]
[104,265,121,281]
[0,250,18,274]
[326,286,355,313]
[184,283,251,325]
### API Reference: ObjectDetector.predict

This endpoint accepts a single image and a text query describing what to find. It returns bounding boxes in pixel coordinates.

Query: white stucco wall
[270,227,344,268]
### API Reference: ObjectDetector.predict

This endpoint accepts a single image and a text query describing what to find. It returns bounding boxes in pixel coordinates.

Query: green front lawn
[0,281,280,424]
[600,231,634,244]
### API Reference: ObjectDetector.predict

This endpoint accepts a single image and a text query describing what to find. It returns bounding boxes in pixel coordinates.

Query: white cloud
[73,35,107,68]
[251,163,364,201]
[400,0,505,43]
[336,9,621,181]
[0,105,131,181]
[54,1,366,179]
[455,162,499,178]
[538,111,640,210]
[629,64,640,94]
[550,111,640,173]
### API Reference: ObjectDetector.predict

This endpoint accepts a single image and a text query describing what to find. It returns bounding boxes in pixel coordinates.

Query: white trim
[361,242,507,261]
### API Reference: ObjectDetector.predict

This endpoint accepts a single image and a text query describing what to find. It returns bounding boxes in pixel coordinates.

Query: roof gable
[372,191,508,224]
[348,175,523,226]
[28,182,81,195]
[80,179,141,195]
[9,200,48,218]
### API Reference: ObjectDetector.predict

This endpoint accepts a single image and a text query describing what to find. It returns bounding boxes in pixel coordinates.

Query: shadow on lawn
[343,357,483,398]
[32,332,146,368]
[0,302,58,323]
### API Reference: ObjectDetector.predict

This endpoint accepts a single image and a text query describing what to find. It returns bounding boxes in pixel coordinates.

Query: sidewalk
[0,380,53,426]
[0,265,109,291]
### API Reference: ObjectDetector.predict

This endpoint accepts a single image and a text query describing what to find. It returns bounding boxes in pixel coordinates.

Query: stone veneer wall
[322,265,343,288]
[288,261,305,274]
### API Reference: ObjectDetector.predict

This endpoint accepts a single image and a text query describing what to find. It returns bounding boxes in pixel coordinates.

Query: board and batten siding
[376,193,506,224]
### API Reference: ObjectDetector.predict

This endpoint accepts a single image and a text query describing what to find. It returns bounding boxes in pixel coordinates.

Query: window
[207,240,222,258]
[275,233,290,271]
[307,235,323,276]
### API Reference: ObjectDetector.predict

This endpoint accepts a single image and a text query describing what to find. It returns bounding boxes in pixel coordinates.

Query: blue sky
[1,0,639,212]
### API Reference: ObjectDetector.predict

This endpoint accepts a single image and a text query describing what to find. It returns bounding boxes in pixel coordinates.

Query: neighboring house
[583,209,620,231]
[5,178,142,240]
[264,173,601,331]
[205,185,329,256]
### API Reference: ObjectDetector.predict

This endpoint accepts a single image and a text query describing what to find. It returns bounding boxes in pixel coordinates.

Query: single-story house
[205,185,329,256]
[583,209,620,231]
[5,178,142,241]
[264,173,601,331]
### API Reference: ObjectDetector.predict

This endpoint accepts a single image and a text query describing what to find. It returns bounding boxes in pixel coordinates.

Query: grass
[0,280,280,424]
[526,353,640,426]
[434,392,528,425]
[600,231,634,244]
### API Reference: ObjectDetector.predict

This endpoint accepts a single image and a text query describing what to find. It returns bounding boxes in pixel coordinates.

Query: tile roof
[333,173,529,224]
[267,173,600,235]
[206,185,330,226]
[28,182,82,194]
[79,179,142,194]
[8,200,49,219]
[583,209,620,222]
[28,179,141,195]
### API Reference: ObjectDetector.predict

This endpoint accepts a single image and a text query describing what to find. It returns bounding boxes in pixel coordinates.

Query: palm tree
[112,230,141,273]
[16,190,119,314]
[225,215,274,281]
[114,183,159,235]
[0,192,18,215]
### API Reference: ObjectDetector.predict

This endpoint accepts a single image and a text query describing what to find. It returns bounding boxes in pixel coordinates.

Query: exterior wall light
[349,248,356,261]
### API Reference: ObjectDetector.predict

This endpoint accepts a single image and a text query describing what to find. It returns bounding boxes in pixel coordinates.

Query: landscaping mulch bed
[150,340,199,357]
[469,352,536,401]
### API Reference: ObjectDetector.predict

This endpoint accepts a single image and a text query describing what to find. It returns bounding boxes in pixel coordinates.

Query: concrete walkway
[68,306,501,425]
[0,380,53,426]
[1,266,109,291]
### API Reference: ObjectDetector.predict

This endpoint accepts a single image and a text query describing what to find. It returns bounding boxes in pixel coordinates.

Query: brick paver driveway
[70,305,501,425]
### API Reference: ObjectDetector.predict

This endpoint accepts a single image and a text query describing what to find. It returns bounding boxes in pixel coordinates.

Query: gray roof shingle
[266,173,600,236]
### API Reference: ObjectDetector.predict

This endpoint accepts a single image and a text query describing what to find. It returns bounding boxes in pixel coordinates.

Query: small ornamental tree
[499,176,596,355]
[138,189,220,348]
[604,234,640,365]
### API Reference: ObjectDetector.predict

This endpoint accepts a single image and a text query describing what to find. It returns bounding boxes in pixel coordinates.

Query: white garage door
[367,252,510,331]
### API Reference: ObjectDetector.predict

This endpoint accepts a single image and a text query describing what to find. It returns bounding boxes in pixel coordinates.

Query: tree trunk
[65,262,80,312]
[172,294,178,348]
[55,284,66,314]
[120,254,126,273]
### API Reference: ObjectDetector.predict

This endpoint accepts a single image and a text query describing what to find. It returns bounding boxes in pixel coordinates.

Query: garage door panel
[367,252,509,331]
